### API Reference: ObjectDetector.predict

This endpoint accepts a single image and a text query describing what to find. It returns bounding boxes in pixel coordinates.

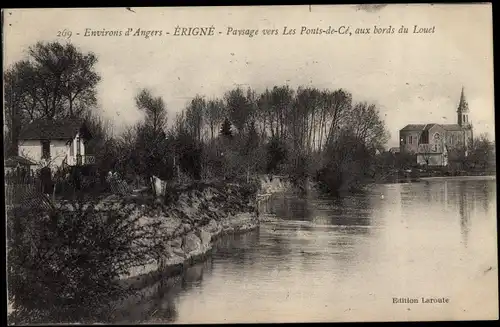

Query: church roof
[400,87,471,133]
[457,86,469,113]
[400,124,426,131]
[441,124,464,131]
[423,123,439,131]
[400,123,442,131]
[401,123,466,132]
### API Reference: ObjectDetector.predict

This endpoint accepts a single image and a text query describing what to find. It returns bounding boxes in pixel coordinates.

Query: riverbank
[420,175,496,181]
[374,168,496,185]
[97,177,291,321]
[117,175,293,290]
[7,176,293,322]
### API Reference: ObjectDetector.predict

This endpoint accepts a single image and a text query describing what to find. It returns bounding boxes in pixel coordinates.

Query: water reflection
[458,181,471,247]
[268,191,376,231]
[399,178,495,250]
[126,177,496,323]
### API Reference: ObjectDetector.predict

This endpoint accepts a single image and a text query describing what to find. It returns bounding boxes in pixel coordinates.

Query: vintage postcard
[3,4,497,324]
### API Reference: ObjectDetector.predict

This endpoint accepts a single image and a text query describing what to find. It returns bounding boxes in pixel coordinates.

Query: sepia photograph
[3,4,497,324]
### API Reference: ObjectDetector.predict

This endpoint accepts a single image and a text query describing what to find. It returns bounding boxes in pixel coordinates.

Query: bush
[238,180,261,201]
[7,198,159,324]
[266,136,288,174]
[316,131,373,195]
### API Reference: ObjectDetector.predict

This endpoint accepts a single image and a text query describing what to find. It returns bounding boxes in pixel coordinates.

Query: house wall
[446,130,467,148]
[425,125,447,152]
[18,140,42,165]
[51,140,70,167]
[18,139,71,170]
[399,130,421,153]
[400,125,450,166]
[427,125,446,143]
[401,128,470,151]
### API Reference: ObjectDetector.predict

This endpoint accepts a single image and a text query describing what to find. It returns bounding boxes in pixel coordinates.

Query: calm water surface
[120,177,498,323]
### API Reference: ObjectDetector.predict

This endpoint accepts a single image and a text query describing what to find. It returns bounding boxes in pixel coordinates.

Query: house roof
[18,118,92,140]
[5,156,37,167]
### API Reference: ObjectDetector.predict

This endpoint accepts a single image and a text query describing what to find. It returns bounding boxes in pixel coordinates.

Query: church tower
[457,86,473,149]
[457,86,470,127]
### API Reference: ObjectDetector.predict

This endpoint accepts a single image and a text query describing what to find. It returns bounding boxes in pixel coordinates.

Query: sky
[3,4,495,147]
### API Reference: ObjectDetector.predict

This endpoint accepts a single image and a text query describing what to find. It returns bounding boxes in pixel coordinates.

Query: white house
[17,118,94,170]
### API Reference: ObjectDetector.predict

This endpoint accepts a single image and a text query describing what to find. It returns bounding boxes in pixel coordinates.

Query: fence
[5,170,53,210]
[107,174,133,195]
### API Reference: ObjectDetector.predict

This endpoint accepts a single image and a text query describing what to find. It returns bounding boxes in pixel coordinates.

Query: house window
[420,130,429,144]
[41,140,51,159]
[408,135,413,144]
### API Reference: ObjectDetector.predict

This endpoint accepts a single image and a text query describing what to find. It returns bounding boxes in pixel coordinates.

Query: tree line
[4,41,393,194]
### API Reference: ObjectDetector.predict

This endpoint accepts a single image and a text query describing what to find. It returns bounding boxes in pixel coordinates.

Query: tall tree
[185,95,206,142]
[225,87,251,133]
[270,85,294,140]
[345,102,389,152]
[4,41,100,155]
[26,42,100,119]
[133,89,170,180]
[324,89,353,148]
[220,117,233,139]
[205,98,226,140]
[135,89,168,134]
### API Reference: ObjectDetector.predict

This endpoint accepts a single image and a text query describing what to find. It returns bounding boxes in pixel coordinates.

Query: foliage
[7,198,161,324]
[4,42,100,155]
[317,128,381,194]
[224,87,253,133]
[173,131,203,180]
[205,98,226,139]
[468,133,494,171]
[447,133,494,172]
[265,136,289,174]
[220,117,233,139]
[111,89,174,185]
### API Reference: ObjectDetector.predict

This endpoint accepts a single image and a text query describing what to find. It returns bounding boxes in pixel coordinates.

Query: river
[116,176,498,323]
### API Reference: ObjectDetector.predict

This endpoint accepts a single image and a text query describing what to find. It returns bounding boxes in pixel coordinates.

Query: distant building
[17,118,94,170]
[399,87,474,166]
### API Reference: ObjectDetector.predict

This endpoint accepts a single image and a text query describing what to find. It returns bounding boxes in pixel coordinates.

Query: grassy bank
[7,180,262,324]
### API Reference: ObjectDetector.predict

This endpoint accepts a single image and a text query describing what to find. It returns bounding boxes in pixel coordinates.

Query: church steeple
[457,86,469,126]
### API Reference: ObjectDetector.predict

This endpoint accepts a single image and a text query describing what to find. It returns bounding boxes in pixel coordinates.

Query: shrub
[7,198,159,324]
[266,136,288,174]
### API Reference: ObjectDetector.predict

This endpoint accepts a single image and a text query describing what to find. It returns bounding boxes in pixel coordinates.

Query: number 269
[57,29,72,39]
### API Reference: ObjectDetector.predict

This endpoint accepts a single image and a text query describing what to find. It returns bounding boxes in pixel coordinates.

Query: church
[399,87,474,166]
